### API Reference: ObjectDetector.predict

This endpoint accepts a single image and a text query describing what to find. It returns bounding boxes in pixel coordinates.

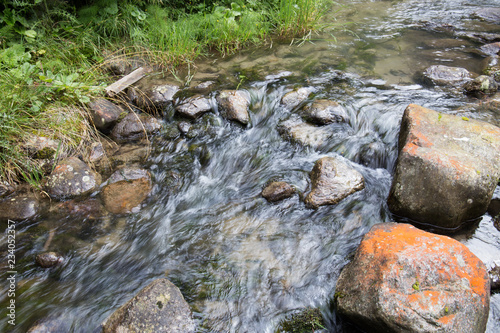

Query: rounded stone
[35,252,64,268]
[262,181,296,203]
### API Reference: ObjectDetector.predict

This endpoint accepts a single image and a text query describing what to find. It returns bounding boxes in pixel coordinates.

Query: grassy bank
[0,0,332,185]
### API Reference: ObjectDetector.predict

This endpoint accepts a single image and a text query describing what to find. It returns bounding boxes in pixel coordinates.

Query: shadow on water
[1,0,500,332]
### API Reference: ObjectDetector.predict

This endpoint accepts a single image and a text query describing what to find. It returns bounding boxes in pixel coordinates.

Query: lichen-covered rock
[110,112,162,143]
[216,90,250,125]
[101,167,152,214]
[0,192,40,222]
[387,104,500,229]
[281,87,313,109]
[45,157,101,200]
[422,65,471,86]
[304,156,364,209]
[302,100,349,125]
[35,252,64,268]
[277,117,332,148]
[176,96,212,119]
[88,98,125,133]
[335,223,490,333]
[262,181,296,203]
[101,278,195,333]
[464,75,498,97]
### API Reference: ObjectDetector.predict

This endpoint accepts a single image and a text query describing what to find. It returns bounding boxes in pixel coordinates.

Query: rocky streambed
[2,0,500,332]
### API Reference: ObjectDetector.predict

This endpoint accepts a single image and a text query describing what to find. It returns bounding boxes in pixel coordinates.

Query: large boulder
[176,96,212,119]
[110,113,162,143]
[216,90,250,125]
[302,100,349,125]
[101,278,195,333]
[101,167,152,214]
[88,98,125,133]
[45,157,101,200]
[387,104,500,229]
[335,223,490,333]
[304,156,364,209]
[422,65,471,86]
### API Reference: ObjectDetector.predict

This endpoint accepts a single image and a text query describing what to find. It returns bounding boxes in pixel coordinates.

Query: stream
[2,0,500,332]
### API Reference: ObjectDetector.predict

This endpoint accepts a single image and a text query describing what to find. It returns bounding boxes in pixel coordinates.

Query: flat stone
[262,181,296,202]
[101,167,152,214]
[422,65,471,86]
[111,113,162,143]
[277,117,333,148]
[304,156,365,209]
[216,90,250,125]
[302,100,349,125]
[45,157,101,200]
[335,223,490,333]
[176,96,212,119]
[387,104,500,229]
[88,98,125,133]
[101,278,195,333]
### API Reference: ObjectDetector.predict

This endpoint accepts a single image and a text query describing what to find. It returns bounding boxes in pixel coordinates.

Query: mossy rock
[276,307,326,333]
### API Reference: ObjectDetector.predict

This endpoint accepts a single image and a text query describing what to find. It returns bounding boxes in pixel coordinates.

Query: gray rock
[45,157,101,200]
[457,31,500,43]
[304,156,364,209]
[111,113,162,143]
[464,75,498,97]
[87,142,106,164]
[422,65,471,86]
[216,90,250,125]
[176,96,212,119]
[130,84,180,113]
[483,56,500,83]
[23,135,63,160]
[479,42,500,56]
[27,317,70,333]
[35,252,64,268]
[281,87,312,109]
[473,8,500,24]
[387,104,500,229]
[101,278,195,333]
[0,192,40,222]
[302,100,349,125]
[335,223,490,333]
[277,117,333,148]
[262,181,296,203]
[178,121,192,135]
[101,167,152,214]
[88,98,125,133]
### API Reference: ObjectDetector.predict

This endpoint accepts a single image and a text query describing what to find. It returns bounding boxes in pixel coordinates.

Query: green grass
[0,0,333,185]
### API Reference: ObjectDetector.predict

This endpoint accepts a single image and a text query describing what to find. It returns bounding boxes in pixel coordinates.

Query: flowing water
[2,0,500,332]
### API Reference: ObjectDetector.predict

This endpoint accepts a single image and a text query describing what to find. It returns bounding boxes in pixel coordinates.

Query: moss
[276,307,325,333]
[34,147,56,159]
[412,280,420,291]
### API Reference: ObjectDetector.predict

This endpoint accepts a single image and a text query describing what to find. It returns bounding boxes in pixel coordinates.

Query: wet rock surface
[109,144,150,168]
[464,75,498,97]
[101,278,195,333]
[304,156,364,209]
[489,262,500,291]
[0,192,40,222]
[422,65,471,86]
[176,96,212,119]
[50,198,107,220]
[101,167,152,214]
[473,8,500,24]
[89,98,125,133]
[281,87,313,109]
[301,99,349,125]
[262,181,296,203]
[110,112,162,143]
[335,223,490,333]
[387,104,500,229]
[45,157,101,200]
[35,252,64,268]
[277,117,333,148]
[27,317,70,333]
[479,42,500,56]
[216,90,250,125]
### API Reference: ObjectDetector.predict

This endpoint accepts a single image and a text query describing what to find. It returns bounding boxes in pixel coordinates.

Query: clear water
[2,0,500,332]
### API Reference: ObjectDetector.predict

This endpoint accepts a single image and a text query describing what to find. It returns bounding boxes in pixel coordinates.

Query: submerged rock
[50,198,107,220]
[88,98,125,133]
[387,104,500,229]
[277,117,332,148]
[35,252,64,268]
[216,90,250,125]
[304,156,364,209]
[422,65,471,86]
[281,87,313,109]
[464,75,498,97]
[101,278,195,333]
[176,96,212,119]
[473,8,500,24]
[335,223,490,333]
[111,112,162,143]
[0,192,40,222]
[302,99,349,125]
[110,144,150,168]
[101,167,152,214]
[262,181,295,203]
[45,157,101,200]
[479,42,500,57]
[276,307,326,333]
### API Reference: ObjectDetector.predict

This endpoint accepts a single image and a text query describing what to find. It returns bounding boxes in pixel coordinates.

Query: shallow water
[2,0,500,332]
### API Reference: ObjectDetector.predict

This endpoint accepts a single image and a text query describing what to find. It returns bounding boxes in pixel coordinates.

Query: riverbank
[0,0,331,187]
